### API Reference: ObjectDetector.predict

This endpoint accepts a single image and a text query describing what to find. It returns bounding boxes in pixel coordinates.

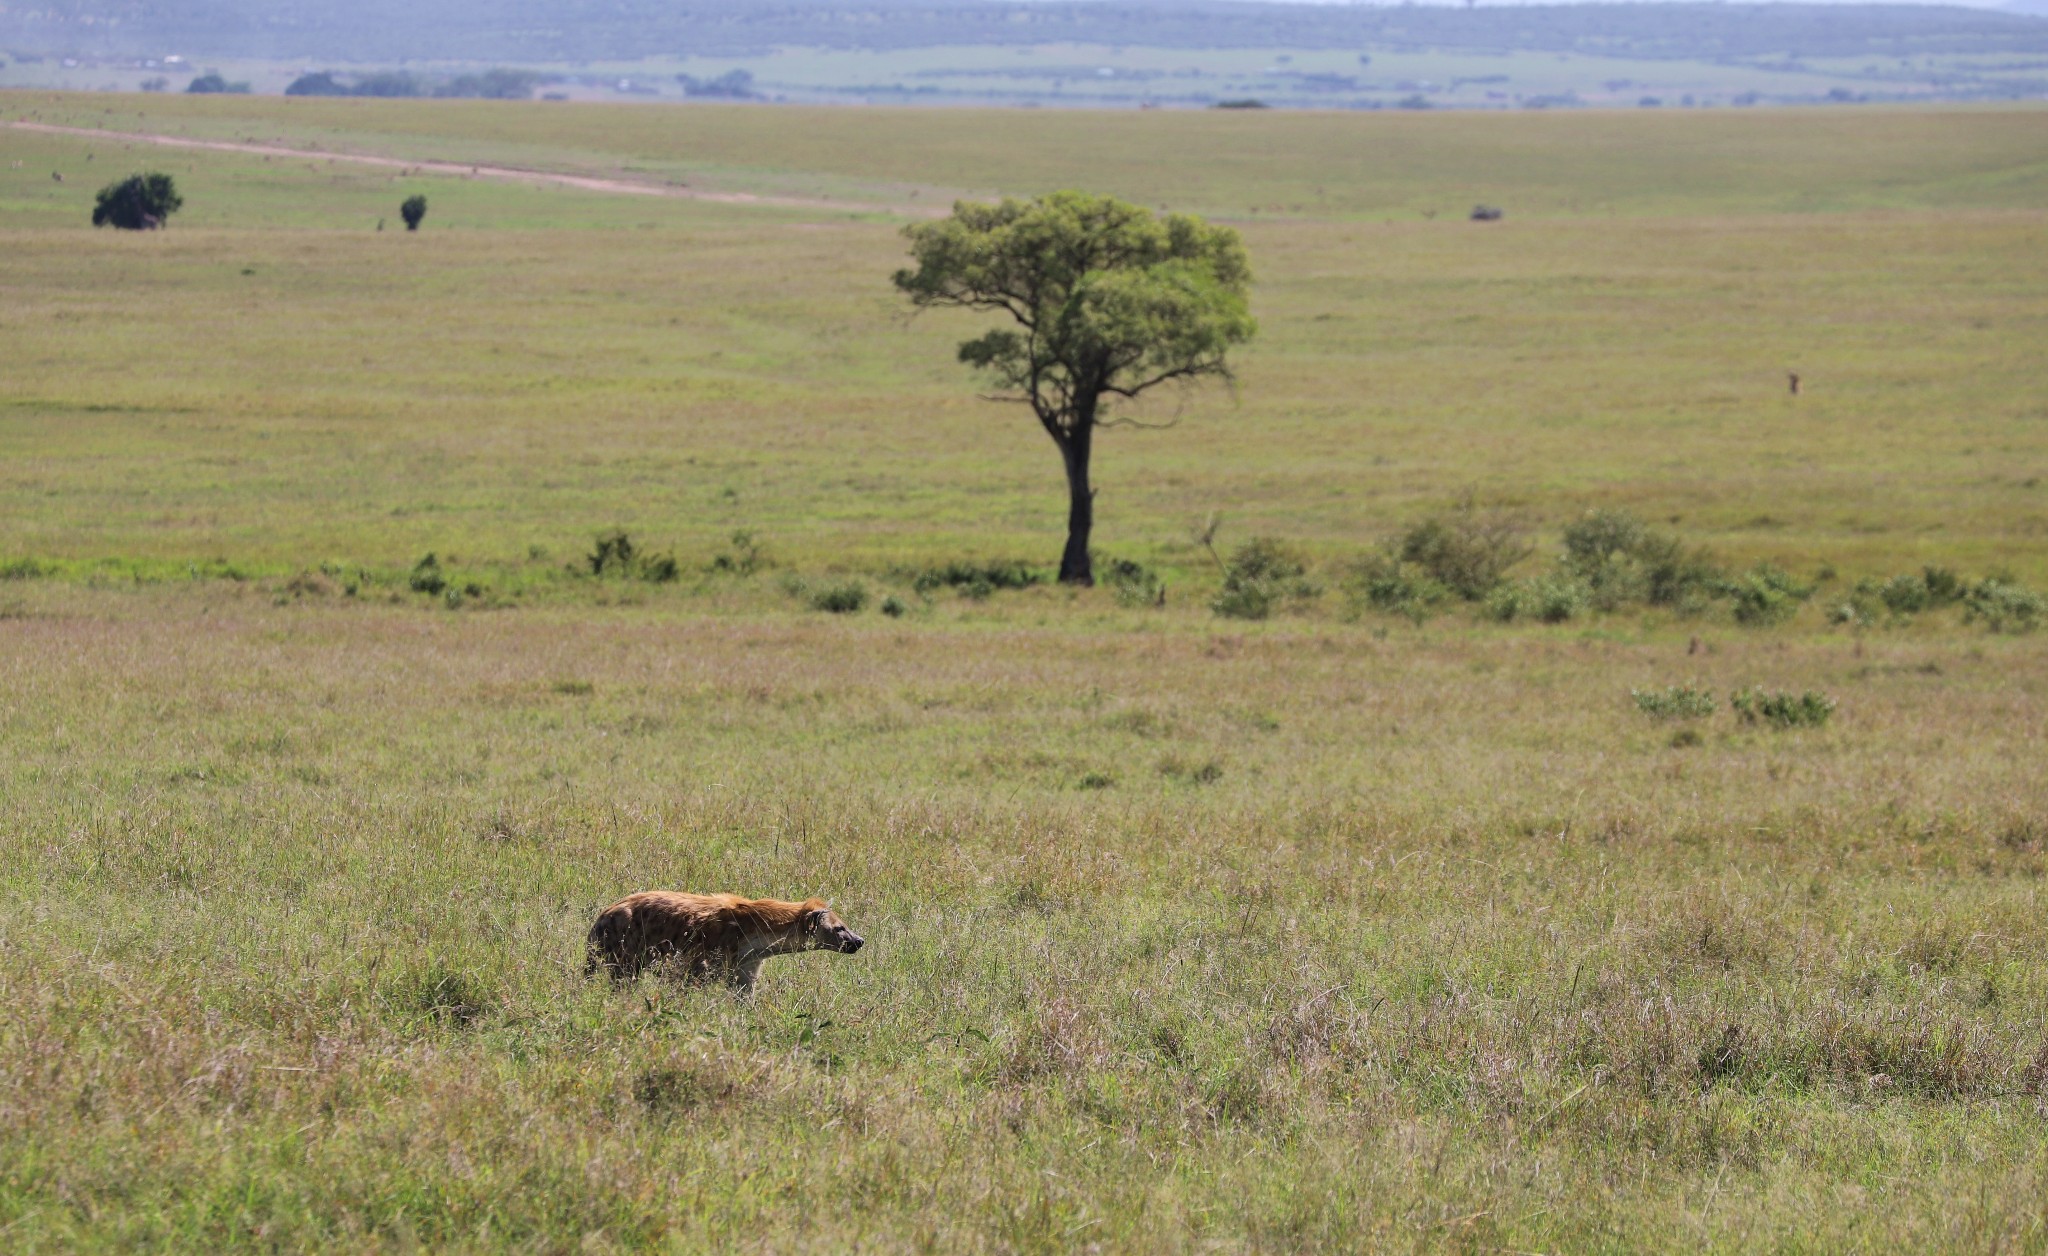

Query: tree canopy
[92,172,182,230]
[894,190,1254,584]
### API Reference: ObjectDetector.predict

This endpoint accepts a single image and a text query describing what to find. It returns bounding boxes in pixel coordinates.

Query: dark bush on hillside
[353,71,424,98]
[1397,502,1532,601]
[285,72,349,96]
[678,69,757,99]
[1213,538,1320,620]
[435,68,544,100]
[185,72,249,94]
[400,195,428,231]
[1100,556,1164,608]
[92,173,182,230]
[912,560,1044,597]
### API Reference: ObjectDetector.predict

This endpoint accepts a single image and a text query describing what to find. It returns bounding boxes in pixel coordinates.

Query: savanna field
[3,93,2048,1250]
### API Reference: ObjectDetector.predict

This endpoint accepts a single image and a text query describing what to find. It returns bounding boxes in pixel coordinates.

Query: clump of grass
[381,961,492,1029]
[1732,686,1836,728]
[1632,684,1716,719]
[880,594,907,618]
[0,558,51,580]
[1212,537,1320,620]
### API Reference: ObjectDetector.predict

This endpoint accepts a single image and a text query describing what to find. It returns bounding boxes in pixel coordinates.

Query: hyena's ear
[799,897,828,925]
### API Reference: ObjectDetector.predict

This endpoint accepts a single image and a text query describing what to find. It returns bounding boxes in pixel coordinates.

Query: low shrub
[1340,551,1451,623]
[879,595,907,618]
[1486,574,1588,624]
[1963,578,2044,633]
[0,558,50,580]
[808,581,868,614]
[1632,684,1716,720]
[912,559,1044,597]
[1732,687,1836,729]
[1725,564,1811,627]
[1560,511,1725,612]
[1396,501,1531,601]
[1212,538,1320,620]
[1100,556,1164,608]
[587,530,678,582]
[408,553,448,595]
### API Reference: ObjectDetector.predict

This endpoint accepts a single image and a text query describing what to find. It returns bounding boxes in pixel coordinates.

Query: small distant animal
[586,891,864,991]
[51,171,62,182]
[1470,205,1504,221]
[1788,372,1802,396]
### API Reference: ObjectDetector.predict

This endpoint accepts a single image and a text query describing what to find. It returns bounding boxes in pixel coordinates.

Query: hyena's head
[799,899,864,954]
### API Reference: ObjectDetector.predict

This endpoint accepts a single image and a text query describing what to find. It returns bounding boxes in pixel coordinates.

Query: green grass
[2,92,2047,1250]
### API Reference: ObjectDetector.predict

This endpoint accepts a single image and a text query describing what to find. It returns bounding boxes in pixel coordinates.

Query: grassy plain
[2,94,2047,1250]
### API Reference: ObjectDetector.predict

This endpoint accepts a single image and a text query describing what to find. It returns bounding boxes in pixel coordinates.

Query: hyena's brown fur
[585,891,864,992]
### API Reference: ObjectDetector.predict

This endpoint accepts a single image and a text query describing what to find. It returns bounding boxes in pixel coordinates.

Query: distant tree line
[285,67,547,99]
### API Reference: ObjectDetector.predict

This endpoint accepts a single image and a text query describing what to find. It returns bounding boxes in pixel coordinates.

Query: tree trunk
[1058,426,1095,586]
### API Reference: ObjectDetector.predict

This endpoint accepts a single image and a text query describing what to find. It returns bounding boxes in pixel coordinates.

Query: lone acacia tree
[894,191,1254,585]
[92,172,182,230]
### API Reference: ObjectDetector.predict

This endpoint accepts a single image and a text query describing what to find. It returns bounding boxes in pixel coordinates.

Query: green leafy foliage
[1962,578,2045,633]
[1632,684,1717,720]
[400,195,429,231]
[1212,537,1319,620]
[1395,502,1532,601]
[91,172,182,230]
[1726,564,1812,627]
[1732,687,1836,728]
[808,580,869,614]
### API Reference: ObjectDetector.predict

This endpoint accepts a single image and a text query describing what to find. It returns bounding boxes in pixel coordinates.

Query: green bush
[912,560,1044,597]
[1212,538,1320,620]
[1726,564,1811,627]
[1962,578,2044,633]
[1341,550,1451,623]
[91,172,182,230]
[400,195,428,231]
[1560,511,1724,612]
[1732,687,1836,728]
[809,581,868,614]
[880,595,907,618]
[408,553,448,595]
[1632,684,1717,720]
[1486,574,1588,624]
[1396,502,1531,601]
